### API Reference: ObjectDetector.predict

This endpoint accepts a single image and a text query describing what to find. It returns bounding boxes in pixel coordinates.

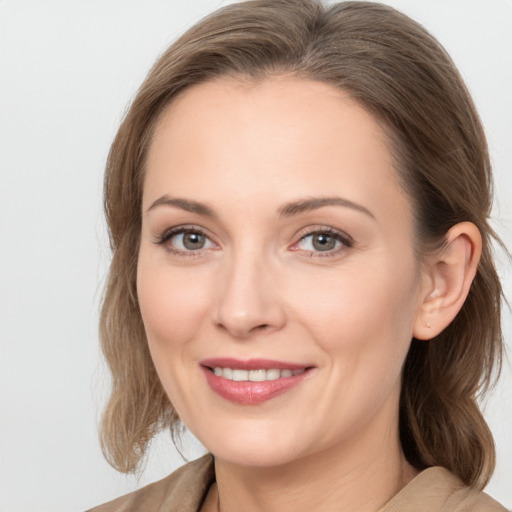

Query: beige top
[86,454,508,512]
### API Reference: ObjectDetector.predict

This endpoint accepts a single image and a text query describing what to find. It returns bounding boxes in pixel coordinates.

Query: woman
[89,1,508,510]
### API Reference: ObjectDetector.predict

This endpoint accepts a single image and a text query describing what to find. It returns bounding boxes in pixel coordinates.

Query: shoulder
[86,454,215,512]
[381,467,508,512]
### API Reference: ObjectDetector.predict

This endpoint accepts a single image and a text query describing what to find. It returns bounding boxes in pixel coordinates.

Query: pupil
[184,232,205,250]
[313,234,335,251]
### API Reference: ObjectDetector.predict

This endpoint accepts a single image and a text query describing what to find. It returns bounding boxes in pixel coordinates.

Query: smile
[200,358,314,405]
[211,367,306,381]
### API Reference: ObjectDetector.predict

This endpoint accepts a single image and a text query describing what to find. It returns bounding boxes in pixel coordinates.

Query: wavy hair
[99,0,504,488]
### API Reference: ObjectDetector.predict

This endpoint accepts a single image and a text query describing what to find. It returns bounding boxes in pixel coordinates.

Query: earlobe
[413,222,482,340]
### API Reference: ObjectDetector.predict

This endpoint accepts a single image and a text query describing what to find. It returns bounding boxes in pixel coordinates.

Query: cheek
[136,252,212,356]
[136,253,215,420]
[286,257,420,374]
[288,261,419,435]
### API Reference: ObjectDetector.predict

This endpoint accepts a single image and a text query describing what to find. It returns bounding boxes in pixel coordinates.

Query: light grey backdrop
[1,1,510,511]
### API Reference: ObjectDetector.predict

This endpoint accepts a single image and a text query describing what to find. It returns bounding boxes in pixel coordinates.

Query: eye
[299,232,340,252]
[292,227,353,256]
[157,227,216,254]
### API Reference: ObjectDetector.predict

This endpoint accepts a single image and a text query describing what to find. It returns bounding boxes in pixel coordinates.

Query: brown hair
[99,0,504,488]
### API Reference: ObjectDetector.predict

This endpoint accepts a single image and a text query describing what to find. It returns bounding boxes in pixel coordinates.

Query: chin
[211,444,303,468]
[196,422,308,468]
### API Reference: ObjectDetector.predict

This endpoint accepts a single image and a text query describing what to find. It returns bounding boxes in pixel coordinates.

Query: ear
[413,222,482,340]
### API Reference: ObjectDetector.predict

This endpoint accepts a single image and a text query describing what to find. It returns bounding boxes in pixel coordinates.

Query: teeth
[266,369,280,380]
[212,367,306,381]
[232,369,249,381]
[249,369,266,382]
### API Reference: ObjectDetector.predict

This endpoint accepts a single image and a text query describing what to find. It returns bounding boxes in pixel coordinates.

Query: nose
[213,251,286,339]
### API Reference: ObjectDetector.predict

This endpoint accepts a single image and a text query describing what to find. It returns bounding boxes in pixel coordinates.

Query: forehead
[144,76,411,226]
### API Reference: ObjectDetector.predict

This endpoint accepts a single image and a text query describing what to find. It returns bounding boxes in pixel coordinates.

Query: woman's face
[137,77,428,467]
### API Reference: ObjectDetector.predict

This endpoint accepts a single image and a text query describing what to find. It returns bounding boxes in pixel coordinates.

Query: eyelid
[290,225,354,255]
[154,224,218,255]
[152,223,353,258]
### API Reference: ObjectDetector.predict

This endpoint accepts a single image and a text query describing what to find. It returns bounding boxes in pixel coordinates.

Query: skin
[137,77,481,512]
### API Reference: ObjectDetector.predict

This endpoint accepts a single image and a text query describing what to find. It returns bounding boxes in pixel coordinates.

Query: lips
[200,358,313,405]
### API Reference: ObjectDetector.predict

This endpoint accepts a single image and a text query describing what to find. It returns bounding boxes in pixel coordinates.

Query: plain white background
[0,1,510,511]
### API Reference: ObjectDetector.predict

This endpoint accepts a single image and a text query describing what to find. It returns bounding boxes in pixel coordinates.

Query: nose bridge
[214,243,284,338]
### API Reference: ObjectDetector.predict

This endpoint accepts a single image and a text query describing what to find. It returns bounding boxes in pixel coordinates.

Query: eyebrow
[146,195,217,217]
[146,195,375,220]
[278,197,375,219]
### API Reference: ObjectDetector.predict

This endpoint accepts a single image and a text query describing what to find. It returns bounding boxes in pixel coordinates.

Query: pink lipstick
[200,358,313,405]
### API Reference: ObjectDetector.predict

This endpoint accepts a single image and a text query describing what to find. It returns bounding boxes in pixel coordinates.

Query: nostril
[252,323,270,332]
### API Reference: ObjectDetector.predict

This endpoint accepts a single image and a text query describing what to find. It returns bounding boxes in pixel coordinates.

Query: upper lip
[200,358,312,371]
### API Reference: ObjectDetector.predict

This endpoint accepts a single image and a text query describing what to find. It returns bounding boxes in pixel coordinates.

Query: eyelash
[154,225,354,258]
[155,226,216,258]
[293,226,354,258]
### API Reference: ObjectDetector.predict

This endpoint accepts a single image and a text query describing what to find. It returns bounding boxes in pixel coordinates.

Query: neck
[207,419,418,512]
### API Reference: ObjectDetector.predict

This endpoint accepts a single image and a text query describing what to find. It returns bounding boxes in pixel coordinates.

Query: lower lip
[202,367,312,405]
